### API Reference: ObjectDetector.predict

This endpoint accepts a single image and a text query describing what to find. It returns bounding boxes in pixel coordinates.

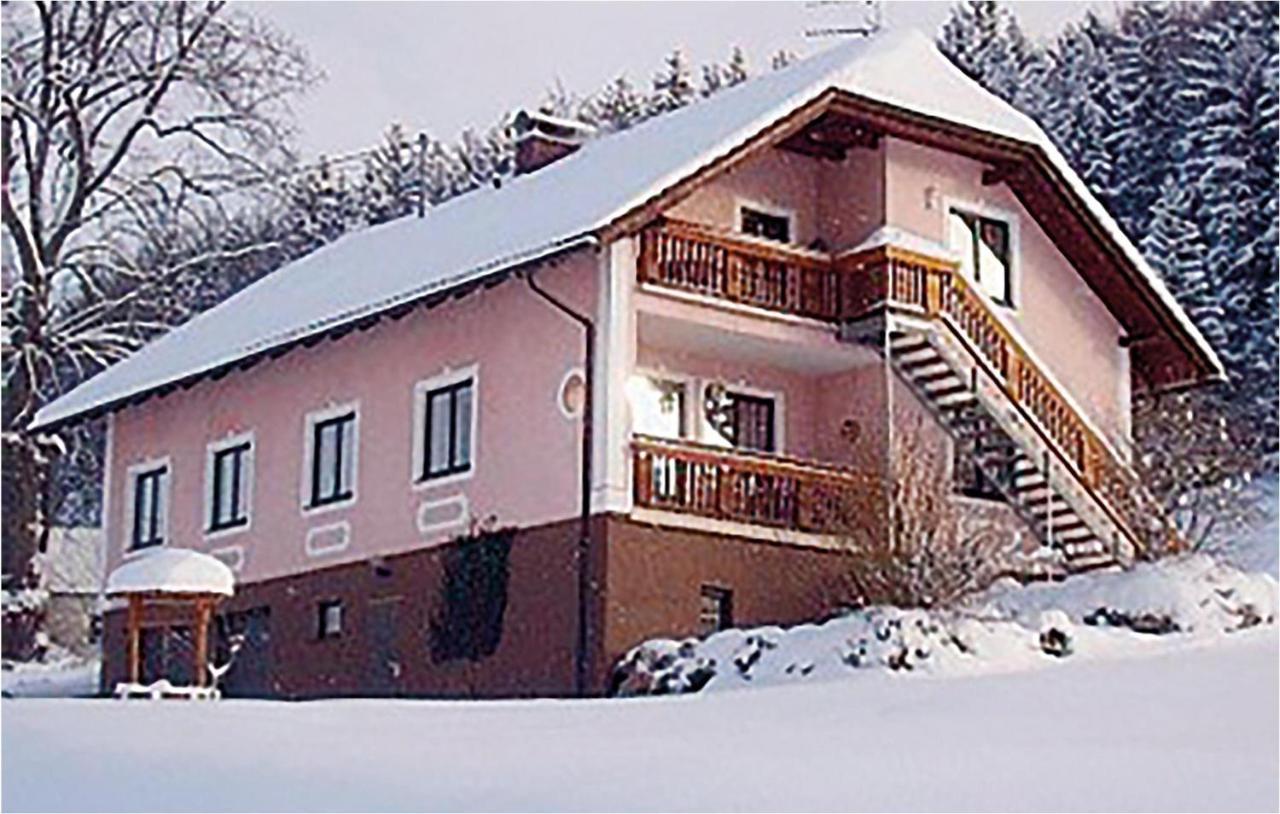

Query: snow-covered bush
[611,553,1277,696]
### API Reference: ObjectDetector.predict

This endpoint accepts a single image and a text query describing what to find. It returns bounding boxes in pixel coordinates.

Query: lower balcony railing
[632,435,884,536]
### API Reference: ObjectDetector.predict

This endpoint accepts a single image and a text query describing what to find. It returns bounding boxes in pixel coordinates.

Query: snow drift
[612,553,1277,696]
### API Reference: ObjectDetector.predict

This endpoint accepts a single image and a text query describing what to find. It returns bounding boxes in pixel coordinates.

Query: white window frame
[696,378,787,454]
[204,431,255,541]
[124,456,171,555]
[735,197,796,245]
[301,401,360,516]
[412,364,479,490]
[943,195,1020,310]
[629,368,696,443]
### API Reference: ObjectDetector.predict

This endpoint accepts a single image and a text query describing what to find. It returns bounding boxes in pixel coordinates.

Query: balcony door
[727,392,776,453]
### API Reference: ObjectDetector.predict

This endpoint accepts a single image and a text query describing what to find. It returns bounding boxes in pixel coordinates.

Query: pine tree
[1140,176,1226,352]
[726,46,750,86]
[594,76,646,132]
[650,48,696,114]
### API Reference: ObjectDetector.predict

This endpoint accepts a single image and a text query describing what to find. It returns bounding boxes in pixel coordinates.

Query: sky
[252,1,1115,160]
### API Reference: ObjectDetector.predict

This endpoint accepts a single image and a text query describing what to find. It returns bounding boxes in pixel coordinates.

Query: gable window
[420,377,474,482]
[739,206,791,243]
[698,586,734,635]
[949,208,1013,307]
[727,391,776,453]
[307,409,357,509]
[208,438,252,533]
[317,600,343,639]
[630,375,687,440]
[131,465,168,550]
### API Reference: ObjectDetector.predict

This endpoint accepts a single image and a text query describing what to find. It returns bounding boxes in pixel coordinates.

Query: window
[949,208,1012,306]
[208,439,252,532]
[740,206,791,243]
[317,600,343,639]
[630,375,686,440]
[420,378,474,481]
[308,411,357,508]
[698,586,734,635]
[727,392,776,453]
[131,465,168,549]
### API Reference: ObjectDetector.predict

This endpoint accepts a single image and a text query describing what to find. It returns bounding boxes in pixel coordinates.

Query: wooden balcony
[637,219,841,321]
[632,435,884,536]
[634,219,1175,558]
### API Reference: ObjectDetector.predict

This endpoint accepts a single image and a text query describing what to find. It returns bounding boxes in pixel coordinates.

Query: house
[32,31,1223,698]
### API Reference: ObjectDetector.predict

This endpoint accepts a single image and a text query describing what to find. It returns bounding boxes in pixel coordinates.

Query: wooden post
[193,597,211,688]
[126,594,142,685]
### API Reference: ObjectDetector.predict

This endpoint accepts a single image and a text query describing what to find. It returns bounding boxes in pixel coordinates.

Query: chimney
[513,110,596,175]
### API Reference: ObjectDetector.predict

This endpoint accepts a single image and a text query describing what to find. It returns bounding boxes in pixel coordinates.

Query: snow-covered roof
[105,548,235,597]
[32,30,1221,430]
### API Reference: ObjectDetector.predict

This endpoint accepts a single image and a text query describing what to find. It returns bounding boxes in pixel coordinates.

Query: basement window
[317,600,344,639]
[739,206,791,243]
[698,586,734,635]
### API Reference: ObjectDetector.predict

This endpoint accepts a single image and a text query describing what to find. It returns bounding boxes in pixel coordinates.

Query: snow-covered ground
[1,629,1274,812]
[1,657,99,699]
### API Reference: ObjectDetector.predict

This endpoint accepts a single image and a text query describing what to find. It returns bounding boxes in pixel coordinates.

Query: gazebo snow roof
[105,548,235,597]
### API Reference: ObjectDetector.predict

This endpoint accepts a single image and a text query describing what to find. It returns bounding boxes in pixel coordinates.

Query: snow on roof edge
[105,548,235,597]
[32,233,599,430]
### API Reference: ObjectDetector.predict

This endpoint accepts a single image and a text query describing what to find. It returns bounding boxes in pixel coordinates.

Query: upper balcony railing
[634,219,1174,556]
[632,435,884,537]
[637,218,841,321]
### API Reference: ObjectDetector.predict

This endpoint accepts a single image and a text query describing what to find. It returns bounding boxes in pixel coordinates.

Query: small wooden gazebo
[105,548,235,695]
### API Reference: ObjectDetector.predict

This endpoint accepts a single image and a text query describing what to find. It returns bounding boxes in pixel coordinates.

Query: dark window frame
[420,378,474,482]
[953,437,1012,503]
[309,412,356,508]
[698,585,734,635]
[739,206,791,243]
[727,391,777,453]
[130,466,167,550]
[951,208,1013,308]
[209,441,251,532]
[317,599,344,639]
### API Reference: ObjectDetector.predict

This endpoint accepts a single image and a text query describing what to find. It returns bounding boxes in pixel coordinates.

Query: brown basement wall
[100,514,871,699]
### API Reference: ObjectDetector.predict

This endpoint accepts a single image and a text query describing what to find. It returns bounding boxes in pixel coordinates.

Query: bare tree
[1132,386,1270,558]
[1,1,317,646]
[838,415,1019,609]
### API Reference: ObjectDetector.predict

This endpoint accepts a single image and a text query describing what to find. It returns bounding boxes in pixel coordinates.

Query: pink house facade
[35,32,1222,698]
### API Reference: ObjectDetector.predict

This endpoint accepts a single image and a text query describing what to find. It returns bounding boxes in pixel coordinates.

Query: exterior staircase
[839,242,1176,573]
[889,329,1117,572]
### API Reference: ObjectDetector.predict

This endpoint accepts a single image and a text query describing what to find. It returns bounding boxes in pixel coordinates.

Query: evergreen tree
[650,48,696,114]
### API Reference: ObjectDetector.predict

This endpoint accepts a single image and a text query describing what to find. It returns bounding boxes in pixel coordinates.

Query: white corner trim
[416,494,470,536]
[411,363,479,491]
[101,414,115,584]
[203,430,255,541]
[122,455,171,556]
[300,400,360,517]
[305,520,351,557]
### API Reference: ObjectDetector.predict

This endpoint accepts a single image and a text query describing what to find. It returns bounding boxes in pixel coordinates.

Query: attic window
[739,207,791,243]
[949,208,1012,307]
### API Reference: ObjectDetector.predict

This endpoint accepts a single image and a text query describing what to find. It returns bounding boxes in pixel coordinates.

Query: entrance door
[368,596,403,696]
[219,606,273,698]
